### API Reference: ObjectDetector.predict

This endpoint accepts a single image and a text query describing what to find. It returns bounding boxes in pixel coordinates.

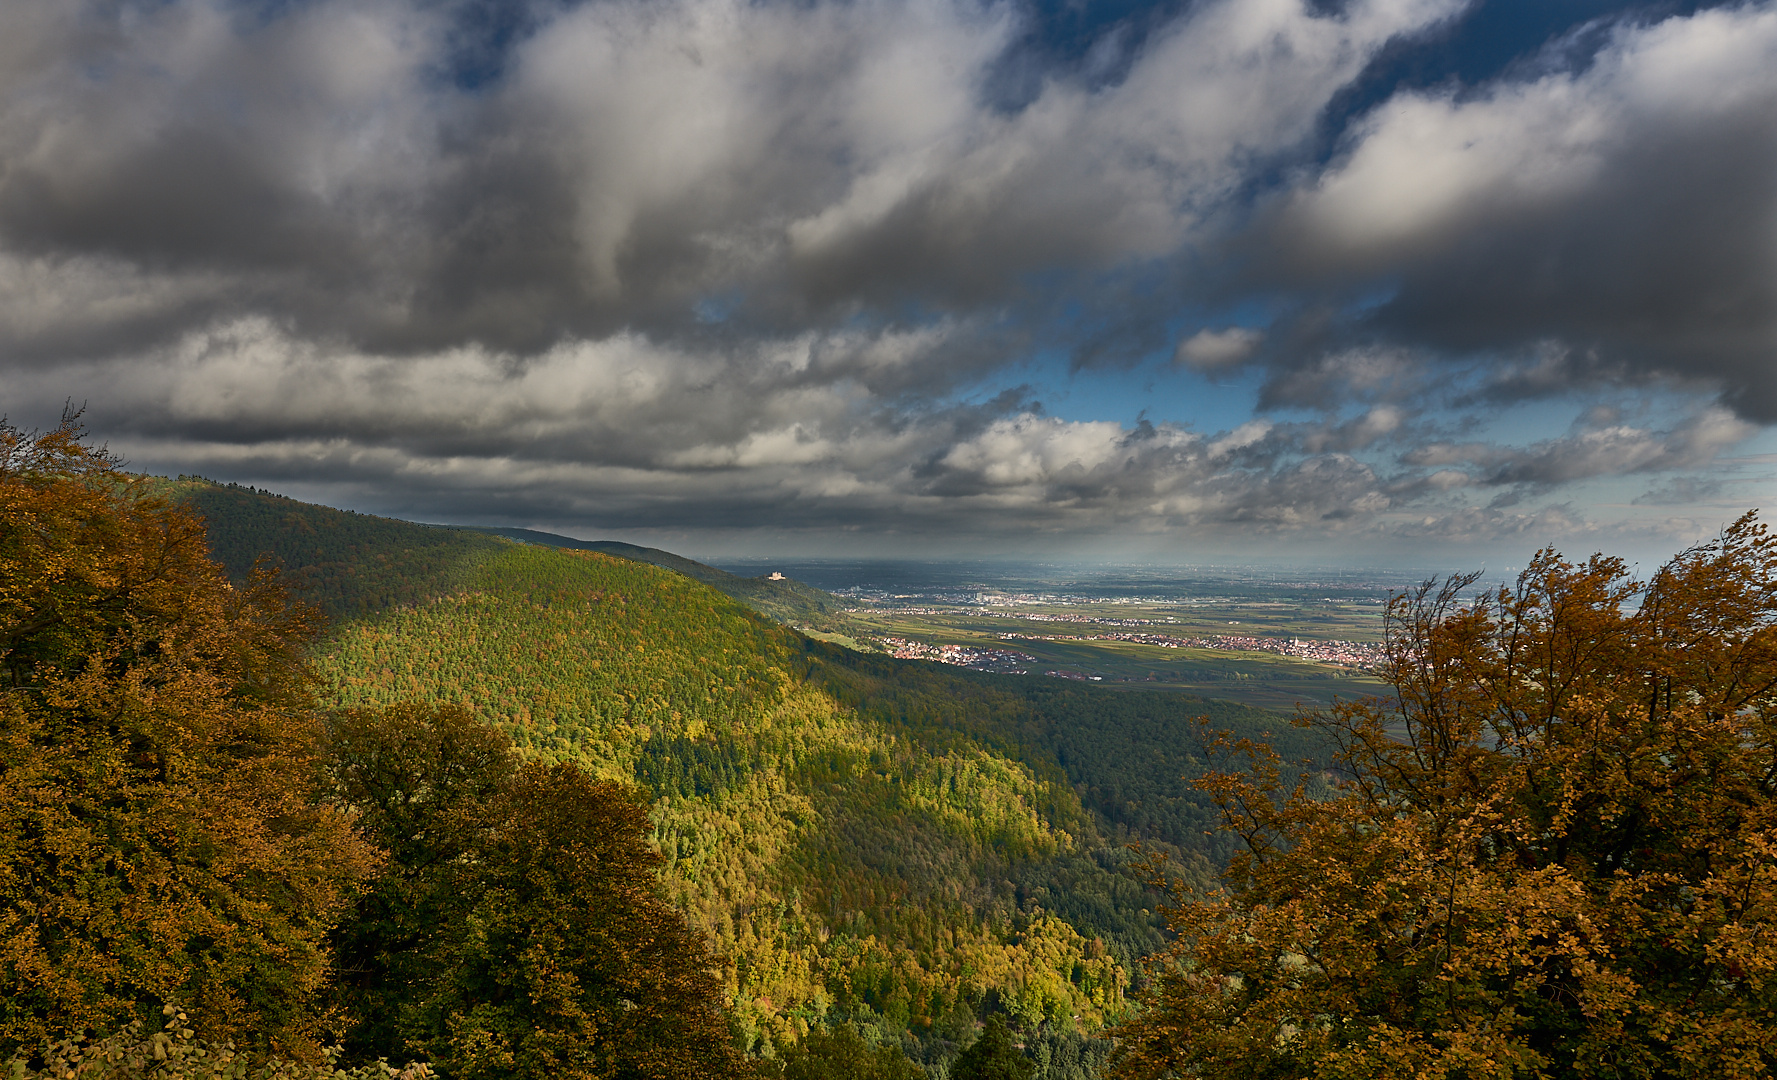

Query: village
[996,631,1383,669]
[874,629,1382,677]
[876,636,1039,674]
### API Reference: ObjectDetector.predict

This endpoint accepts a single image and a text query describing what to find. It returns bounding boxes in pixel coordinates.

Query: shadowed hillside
[149,477,506,620]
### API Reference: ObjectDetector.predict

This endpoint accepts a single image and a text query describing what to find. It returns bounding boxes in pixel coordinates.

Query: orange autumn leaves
[1117,518,1777,1080]
[0,417,382,1058]
[0,414,379,1055]
[0,416,748,1080]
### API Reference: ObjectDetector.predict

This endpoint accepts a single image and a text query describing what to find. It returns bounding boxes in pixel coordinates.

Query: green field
[844,595,1389,710]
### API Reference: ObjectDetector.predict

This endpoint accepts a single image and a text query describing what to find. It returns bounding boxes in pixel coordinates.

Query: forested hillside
[316,543,1137,1061]
[801,654,1328,870]
[2,428,746,1078]
[461,527,856,631]
[167,480,1323,1069]
[28,449,1776,1080]
[147,478,506,620]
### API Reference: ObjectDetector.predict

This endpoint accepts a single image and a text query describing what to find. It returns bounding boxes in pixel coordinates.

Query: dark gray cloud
[0,0,1468,352]
[0,0,1770,553]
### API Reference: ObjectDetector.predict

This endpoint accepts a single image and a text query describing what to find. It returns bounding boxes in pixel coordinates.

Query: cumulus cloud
[12,316,1407,537]
[1263,2,1777,418]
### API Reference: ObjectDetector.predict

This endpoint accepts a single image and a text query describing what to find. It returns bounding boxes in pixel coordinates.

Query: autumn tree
[0,413,379,1056]
[328,704,746,1080]
[1115,515,1777,1080]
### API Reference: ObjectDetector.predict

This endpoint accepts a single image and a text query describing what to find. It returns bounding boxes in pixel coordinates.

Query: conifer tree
[951,1015,1034,1080]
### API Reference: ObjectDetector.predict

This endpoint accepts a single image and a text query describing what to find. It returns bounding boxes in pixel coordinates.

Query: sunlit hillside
[172,479,1324,1063]
[315,542,1132,1054]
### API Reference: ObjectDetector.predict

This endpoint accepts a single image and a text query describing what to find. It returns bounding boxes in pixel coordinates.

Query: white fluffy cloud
[1291,4,1777,260]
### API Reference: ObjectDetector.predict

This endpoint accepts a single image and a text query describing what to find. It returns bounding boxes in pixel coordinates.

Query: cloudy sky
[3,0,1774,565]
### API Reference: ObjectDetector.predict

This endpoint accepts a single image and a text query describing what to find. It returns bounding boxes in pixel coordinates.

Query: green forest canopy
[171,477,1326,1065]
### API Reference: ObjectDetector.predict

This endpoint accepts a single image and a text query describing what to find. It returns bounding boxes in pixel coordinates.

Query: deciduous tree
[325,703,517,1063]
[759,1022,921,1080]
[1115,516,1777,1079]
[0,413,378,1056]
[417,762,746,1080]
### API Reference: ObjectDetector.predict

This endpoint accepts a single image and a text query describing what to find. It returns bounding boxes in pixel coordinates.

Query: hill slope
[152,477,854,634]
[457,526,854,631]
[315,542,1142,1056]
[153,478,505,620]
[166,479,1324,1063]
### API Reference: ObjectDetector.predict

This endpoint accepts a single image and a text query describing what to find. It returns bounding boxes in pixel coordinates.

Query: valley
[722,560,1402,711]
[162,478,1331,1071]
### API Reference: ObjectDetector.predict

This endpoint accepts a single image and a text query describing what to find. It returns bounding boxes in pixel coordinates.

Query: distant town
[877,636,1038,673]
[999,631,1383,669]
[749,562,1399,704]
[875,630,1382,676]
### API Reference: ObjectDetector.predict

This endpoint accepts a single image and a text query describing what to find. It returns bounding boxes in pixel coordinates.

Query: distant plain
[712,560,1426,710]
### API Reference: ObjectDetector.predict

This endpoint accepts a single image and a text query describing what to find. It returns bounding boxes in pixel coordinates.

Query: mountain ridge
[449,525,855,632]
[150,476,855,634]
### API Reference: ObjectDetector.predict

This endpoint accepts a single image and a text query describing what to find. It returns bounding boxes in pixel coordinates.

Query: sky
[2,0,1774,567]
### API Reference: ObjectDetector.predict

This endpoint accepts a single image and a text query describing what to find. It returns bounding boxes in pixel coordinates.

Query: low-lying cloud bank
[2,0,1772,553]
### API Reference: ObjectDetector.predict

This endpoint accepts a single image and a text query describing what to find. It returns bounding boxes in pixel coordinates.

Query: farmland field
[715,559,1432,710]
